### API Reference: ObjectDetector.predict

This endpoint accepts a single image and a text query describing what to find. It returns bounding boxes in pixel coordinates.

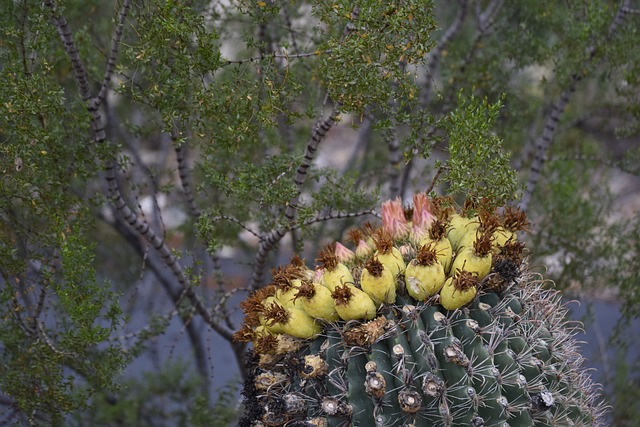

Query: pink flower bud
[381,197,410,239]
[355,239,373,258]
[334,242,355,262]
[411,192,435,239]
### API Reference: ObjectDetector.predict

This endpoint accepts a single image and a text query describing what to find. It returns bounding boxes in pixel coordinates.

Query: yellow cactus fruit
[290,253,316,281]
[447,213,479,250]
[323,263,354,291]
[493,206,529,251]
[274,280,304,310]
[271,261,309,309]
[316,244,355,291]
[404,244,446,300]
[331,284,377,321]
[294,280,340,321]
[360,257,396,304]
[492,226,515,249]
[419,218,453,273]
[450,231,493,280]
[439,270,479,310]
[456,228,480,251]
[262,300,287,334]
[373,229,406,276]
[457,210,501,250]
[238,285,276,328]
[263,301,321,339]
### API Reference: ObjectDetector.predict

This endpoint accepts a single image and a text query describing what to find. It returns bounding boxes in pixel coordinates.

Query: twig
[209,215,262,240]
[550,152,640,175]
[476,0,504,34]
[224,50,329,66]
[519,84,577,211]
[426,165,447,194]
[294,209,377,230]
[388,90,402,199]
[46,0,233,343]
[37,321,74,357]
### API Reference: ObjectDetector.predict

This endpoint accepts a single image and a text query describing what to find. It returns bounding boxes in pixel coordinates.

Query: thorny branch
[44,0,234,343]
[476,0,504,34]
[249,106,342,290]
[172,125,201,218]
[519,0,632,211]
[421,0,468,105]
[91,0,131,111]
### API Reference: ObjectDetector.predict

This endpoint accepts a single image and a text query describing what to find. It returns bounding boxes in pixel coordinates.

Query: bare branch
[45,0,232,347]
[388,96,402,198]
[172,126,201,218]
[520,84,577,210]
[294,209,377,230]
[477,0,504,34]
[421,0,468,104]
[520,0,632,210]
[209,215,262,240]
[91,0,132,111]
[550,152,640,175]
[43,0,91,101]
[249,106,341,290]
[37,321,74,357]
[104,160,233,340]
[426,165,447,194]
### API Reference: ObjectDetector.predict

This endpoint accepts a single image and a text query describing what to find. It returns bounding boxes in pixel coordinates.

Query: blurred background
[1,0,639,425]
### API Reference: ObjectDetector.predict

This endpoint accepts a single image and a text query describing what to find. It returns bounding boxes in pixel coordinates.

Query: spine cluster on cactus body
[235,194,605,427]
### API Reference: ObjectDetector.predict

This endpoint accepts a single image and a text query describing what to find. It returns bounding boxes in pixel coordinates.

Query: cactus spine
[235,193,605,427]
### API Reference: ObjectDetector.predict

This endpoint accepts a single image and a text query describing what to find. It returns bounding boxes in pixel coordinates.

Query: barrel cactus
[234,193,606,427]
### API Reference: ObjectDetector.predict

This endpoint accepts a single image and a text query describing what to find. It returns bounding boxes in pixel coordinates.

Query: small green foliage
[70,361,238,427]
[315,0,435,112]
[444,91,520,206]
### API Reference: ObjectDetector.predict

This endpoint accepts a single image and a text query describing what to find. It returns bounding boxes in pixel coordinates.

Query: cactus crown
[317,243,339,271]
[415,243,439,267]
[365,257,385,277]
[236,193,606,427]
[428,218,448,241]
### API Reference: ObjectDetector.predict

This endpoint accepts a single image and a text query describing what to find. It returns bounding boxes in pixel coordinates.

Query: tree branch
[43,0,91,101]
[293,209,377,230]
[104,161,233,339]
[388,90,402,199]
[421,0,468,105]
[519,84,577,211]
[249,106,341,290]
[45,0,233,345]
[519,0,631,210]
[476,0,504,34]
[91,0,132,111]
[172,126,201,218]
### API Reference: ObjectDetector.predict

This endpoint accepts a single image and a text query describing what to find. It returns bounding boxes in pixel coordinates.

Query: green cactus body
[236,194,605,427]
